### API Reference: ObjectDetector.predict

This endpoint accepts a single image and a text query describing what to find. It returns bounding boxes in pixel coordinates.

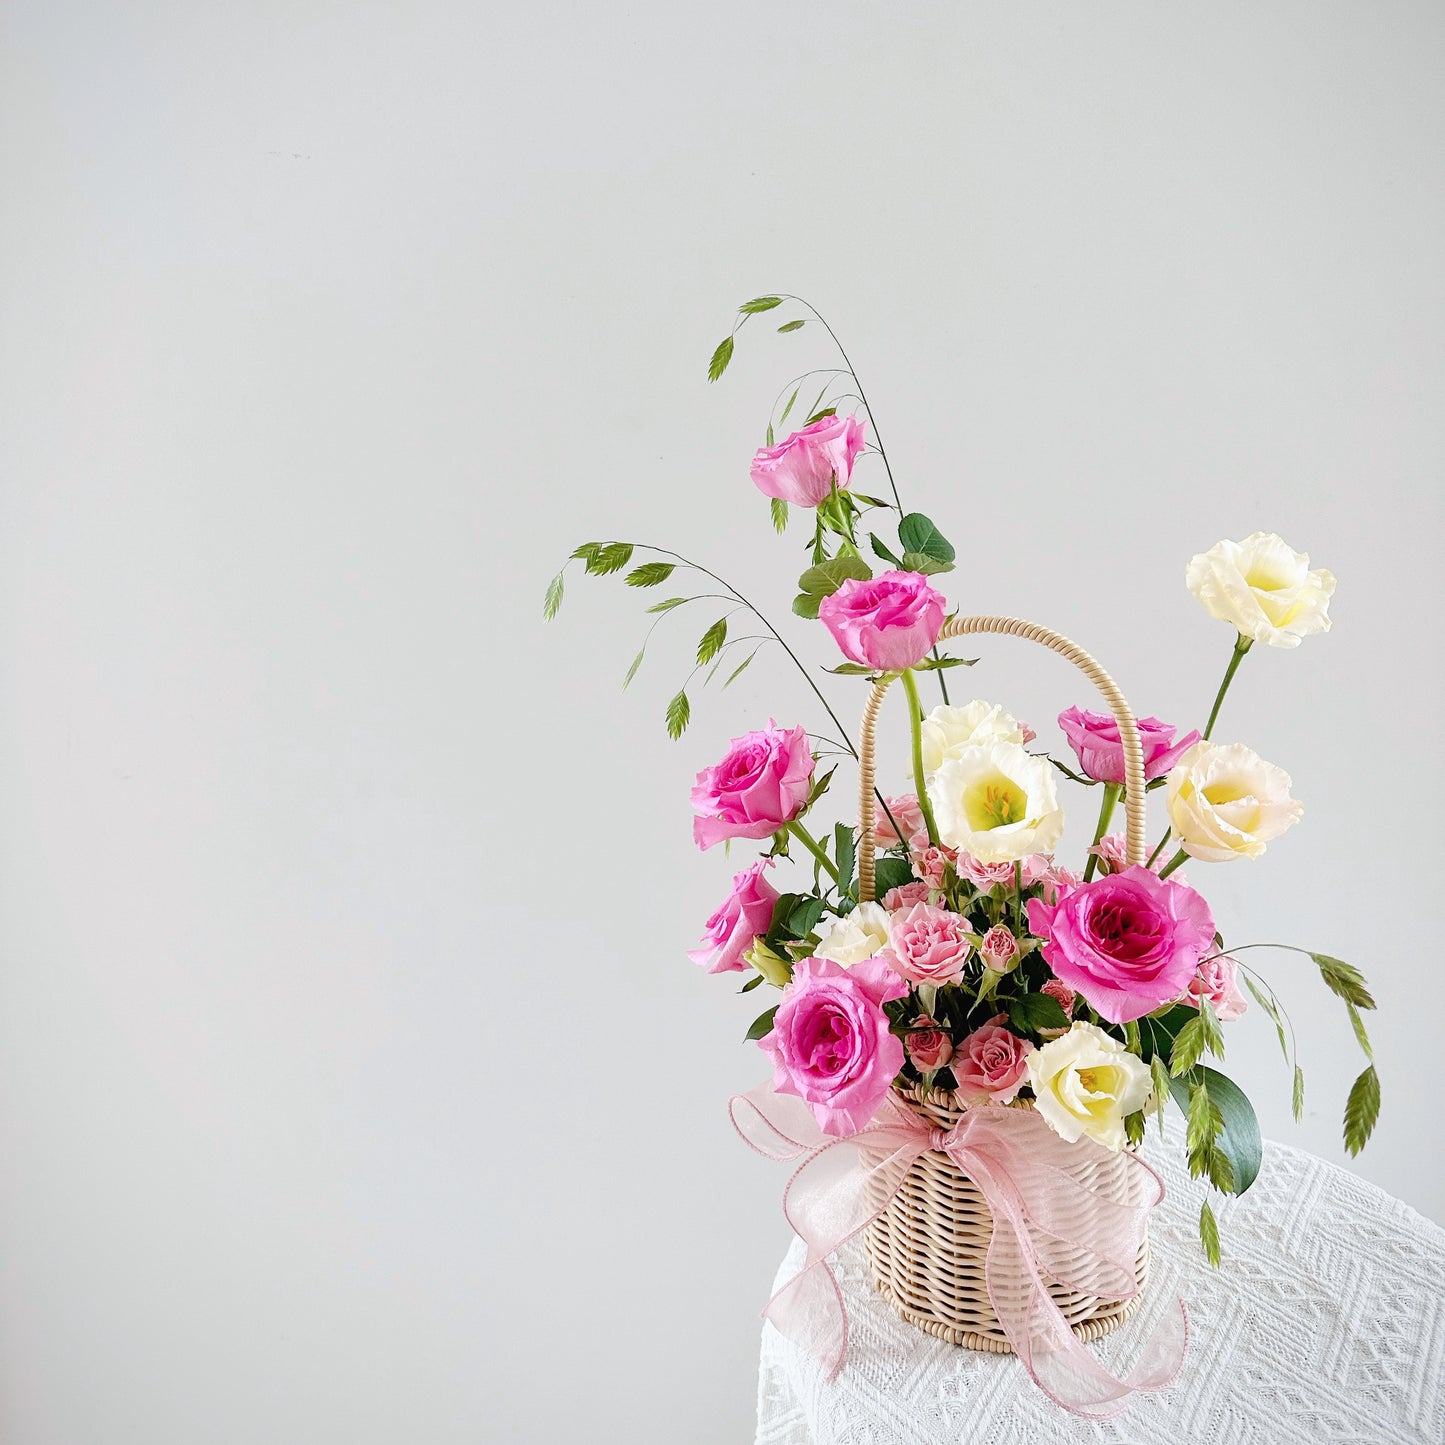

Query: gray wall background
[2,3,1442,1442]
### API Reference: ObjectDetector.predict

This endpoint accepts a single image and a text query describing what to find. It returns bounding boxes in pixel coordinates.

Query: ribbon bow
[731,1085,1187,1419]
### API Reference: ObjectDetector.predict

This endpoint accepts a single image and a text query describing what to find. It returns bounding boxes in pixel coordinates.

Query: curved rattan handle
[857,615,1147,903]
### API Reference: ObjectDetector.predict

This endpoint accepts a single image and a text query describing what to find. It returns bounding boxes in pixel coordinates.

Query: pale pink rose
[956,852,1051,891]
[818,571,947,672]
[1040,978,1077,1018]
[883,880,934,912]
[879,901,974,985]
[749,414,867,507]
[1187,953,1249,1023]
[873,794,927,847]
[1088,833,1130,875]
[1040,863,1082,905]
[687,860,780,974]
[1058,707,1202,786]
[906,1016,954,1072]
[979,925,1020,972]
[953,1016,1035,1105]
[1019,720,1038,745]
[759,955,907,1137]
[908,836,958,890]
[690,720,815,850]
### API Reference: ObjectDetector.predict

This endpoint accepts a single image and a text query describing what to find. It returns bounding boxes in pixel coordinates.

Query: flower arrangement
[545,294,1379,1274]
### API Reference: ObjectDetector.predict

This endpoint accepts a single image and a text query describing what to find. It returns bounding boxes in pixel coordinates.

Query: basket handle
[857,615,1148,903]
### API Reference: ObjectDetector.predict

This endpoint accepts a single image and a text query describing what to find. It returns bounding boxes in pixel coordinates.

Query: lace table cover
[756,1115,1445,1444]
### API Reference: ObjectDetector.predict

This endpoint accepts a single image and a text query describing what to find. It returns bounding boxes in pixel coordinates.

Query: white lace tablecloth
[756,1115,1445,1444]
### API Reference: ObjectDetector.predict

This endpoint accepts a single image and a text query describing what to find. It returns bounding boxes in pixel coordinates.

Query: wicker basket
[853,614,1154,1352]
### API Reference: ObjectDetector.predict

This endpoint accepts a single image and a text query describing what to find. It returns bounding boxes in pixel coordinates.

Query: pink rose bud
[953,1016,1035,1105]
[956,852,1051,891]
[872,793,927,847]
[1019,720,1038,745]
[1186,953,1249,1022]
[879,901,974,986]
[1057,707,1201,787]
[1040,978,1077,1018]
[818,570,947,673]
[979,925,1020,972]
[687,860,781,974]
[908,836,958,891]
[882,880,934,912]
[906,1016,954,1073]
[690,720,815,850]
[749,414,867,507]
[1087,832,1131,876]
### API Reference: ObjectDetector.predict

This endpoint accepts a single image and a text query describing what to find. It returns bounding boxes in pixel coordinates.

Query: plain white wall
[2,3,1442,1441]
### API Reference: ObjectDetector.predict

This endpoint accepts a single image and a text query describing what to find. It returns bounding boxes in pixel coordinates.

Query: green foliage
[1242,973,1290,1063]
[625,561,675,588]
[665,689,691,740]
[696,617,728,665]
[724,649,758,688]
[871,856,915,898]
[826,663,878,677]
[708,336,734,382]
[770,497,789,534]
[1124,1110,1146,1148]
[1169,1066,1262,1196]
[1345,1000,1374,1061]
[745,1006,779,1041]
[803,406,837,426]
[578,541,633,575]
[1344,1064,1380,1156]
[898,513,955,565]
[912,654,976,673]
[777,319,805,333]
[1199,1199,1221,1268]
[1292,1064,1305,1122]
[834,824,856,899]
[900,550,954,576]
[623,645,646,689]
[1007,992,1070,1037]
[542,571,564,620]
[1313,953,1376,1011]
[794,554,871,618]
[778,386,800,429]
[1150,1055,1172,1136]
[738,296,783,313]
[646,596,690,614]
[1183,1077,1234,1193]
[1169,1004,1223,1077]
[869,533,902,566]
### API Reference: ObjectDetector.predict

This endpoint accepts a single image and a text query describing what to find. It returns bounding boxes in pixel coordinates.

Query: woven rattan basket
[854,615,1153,1352]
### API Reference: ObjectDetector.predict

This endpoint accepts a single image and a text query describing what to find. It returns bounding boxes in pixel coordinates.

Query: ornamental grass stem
[901,669,941,848]
[1082,782,1121,882]
[1204,635,1253,741]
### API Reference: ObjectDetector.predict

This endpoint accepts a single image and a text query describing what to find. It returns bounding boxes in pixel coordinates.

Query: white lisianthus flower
[813,901,891,967]
[1185,532,1335,648]
[927,740,1064,863]
[1026,1021,1153,1152]
[919,700,1026,775]
[1165,740,1303,862]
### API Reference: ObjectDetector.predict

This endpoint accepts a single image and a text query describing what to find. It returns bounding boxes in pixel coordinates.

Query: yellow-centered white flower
[1026,1021,1153,1151]
[1185,532,1335,648]
[919,700,1026,775]
[927,740,1064,863]
[1165,740,1302,862]
[812,901,891,967]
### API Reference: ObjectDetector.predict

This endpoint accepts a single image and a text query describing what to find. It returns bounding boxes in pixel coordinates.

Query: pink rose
[908,837,958,890]
[749,414,867,507]
[1088,833,1130,875]
[879,901,975,985]
[906,1016,954,1072]
[979,925,1020,972]
[818,571,947,672]
[686,860,780,974]
[882,880,934,912]
[1026,866,1216,1024]
[1040,978,1077,1018]
[953,1016,1035,1105]
[1187,953,1249,1022]
[690,720,815,850]
[1040,862,1082,905]
[956,852,1051,891]
[873,793,927,847]
[759,955,907,1137]
[1057,707,1201,787]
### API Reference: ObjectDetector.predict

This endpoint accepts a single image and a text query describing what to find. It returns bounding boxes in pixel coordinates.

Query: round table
[755,1115,1445,1444]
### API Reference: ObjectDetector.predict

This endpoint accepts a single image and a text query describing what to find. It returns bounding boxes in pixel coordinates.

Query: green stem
[1082,783,1121,881]
[1146,828,1172,869]
[1157,848,1189,880]
[1204,636,1253,741]
[901,669,941,848]
[786,819,839,882]
[1013,859,1024,934]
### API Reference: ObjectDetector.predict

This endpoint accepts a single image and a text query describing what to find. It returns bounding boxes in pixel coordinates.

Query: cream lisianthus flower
[928,740,1064,863]
[1026,1021,1153,1151]
[920,701,1026,775]
[1185,532,1335,648]
[813,901,891,966]
[1166,740,1303,862]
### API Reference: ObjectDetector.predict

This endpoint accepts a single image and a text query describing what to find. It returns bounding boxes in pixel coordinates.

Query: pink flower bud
[980,924,1020,972]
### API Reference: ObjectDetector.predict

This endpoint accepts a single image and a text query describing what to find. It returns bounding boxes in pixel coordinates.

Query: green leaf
[724,649,759,688]
[806,766,837,806]
[898,512,955,564]
[1169,1066,1262,1195]
[778,387,800,428]
[739,296,783,313]
[770,497,789,534]
[542,571,565,621]
[739,973,764,993]
[707,336,734,382]
[786,896,826,938]
[697,617,728,665]
[623,644,646,689]
[797,555,872,598]
[624,561,675,588]
[1345,1000,1374,1061]
[1124,1020,1141,1054]
[871,856,915,898]
[791,592,822,620]
[665,689,690,740]
[1007,993,1070,1036]
[1199,1199,1221,1268]
[1343,1064,1380,1156]
[1292,1064,1305,1122]
[745,1005,779,1042]
[912,654,976,673]
[804,406,838,425]
[1312,953,1376,1010]
[825,663,878,677]
[777,319,805,333]
[587,542,634,575]
[899,550,955,577]
[868,533,902,567]
[646,595,691,614]
[834,824,856,897]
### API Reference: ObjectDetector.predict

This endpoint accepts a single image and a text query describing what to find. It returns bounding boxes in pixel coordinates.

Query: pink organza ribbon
[731,1085,1188,1419]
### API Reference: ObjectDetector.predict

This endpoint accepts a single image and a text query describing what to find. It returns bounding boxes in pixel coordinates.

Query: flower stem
[1013,859,1024,934]
[786,819,840,882]
[1204,635,1253,741]
[1082,782,1121,881]
[901,669,941,848]
[1146,828,1172,869]
[1157,848,1189,880]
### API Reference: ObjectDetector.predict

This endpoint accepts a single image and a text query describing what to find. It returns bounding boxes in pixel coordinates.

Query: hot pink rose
[979,925,1020,972]
[953,1016,1035,1105]
[955,852,1051,891]
[873,793,927,847]
[1187,953,1249,1022]
[686,860,780,974]
[818,571,947,672]
[1026,866,1216,1024]
[759,955,907,1137]
[1057,707,1201,786]
[690,721,815,850]
[880,901,974,985]
[906,1016,954,1072]
[883,880,934,912]
[749,414,867,507]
